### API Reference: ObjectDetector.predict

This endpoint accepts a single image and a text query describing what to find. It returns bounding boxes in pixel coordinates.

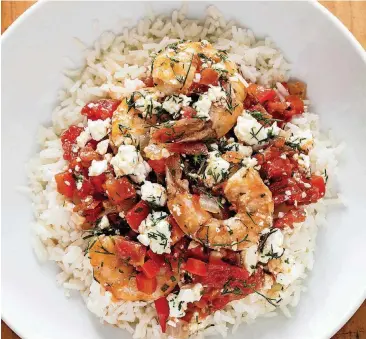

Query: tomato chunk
[79,145,101,167]
[181,106,197,119]
[247,84,277,104]
[60,125,83,161]
[105,177,136,203]
[310,175,326,199]
[74,196,102,222]
[141,260,160,279]
[115,238,147,266]
[200,68,219,86]
[136,273,157,294]
[55,171,75,198]
[148,159,167,175]
[81,99,121,120]
[125,200,150,231]
[274,208,306,229]
[184,258,208,276]
[90,173,106,193]
[75,177,94,198]
[154,297,170,333]
[166,142,208,155]
[147,249,166,267]
[187,243,209,262]
[142,76,154,87]
[287,81,307,99]
[152,125,185,143]
[286,95,304,115]
[270,175,325,206]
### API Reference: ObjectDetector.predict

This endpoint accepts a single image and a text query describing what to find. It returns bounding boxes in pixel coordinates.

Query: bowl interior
[2,2,366,339]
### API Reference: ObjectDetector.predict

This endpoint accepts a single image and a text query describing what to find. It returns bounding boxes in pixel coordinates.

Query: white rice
[27,5,342,339]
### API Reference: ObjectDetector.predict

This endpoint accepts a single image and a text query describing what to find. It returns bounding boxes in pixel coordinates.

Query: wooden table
[1,1,365,338]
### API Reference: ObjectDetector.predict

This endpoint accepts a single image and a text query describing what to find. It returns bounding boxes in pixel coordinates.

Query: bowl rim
[2,1,366,339]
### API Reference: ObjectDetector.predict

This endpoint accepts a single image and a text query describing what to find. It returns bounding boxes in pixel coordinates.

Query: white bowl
[2,2,366,339]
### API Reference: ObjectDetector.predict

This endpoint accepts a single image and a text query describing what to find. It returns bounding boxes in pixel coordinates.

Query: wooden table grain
[1,1,365,338]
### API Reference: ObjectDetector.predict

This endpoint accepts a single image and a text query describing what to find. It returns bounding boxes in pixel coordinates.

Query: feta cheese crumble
[193,94,212,120]
[134,92,162,118]
[137,211,172,254]
[234,111,280,146]
[96,139,110,155]
[88,159,108,176]
[259,228,284,263]
[76,128,91,148]
[204,151,230,187]
[285,123,314,150]
[167,284,203,318]
[224,141,253,157]
[140,181,167,206]
[98,216,110,229]
[110,145,151,183]
[193,85,227,120]
[162,94,192,119]
[88,118,111,141]
[242,245,259,275]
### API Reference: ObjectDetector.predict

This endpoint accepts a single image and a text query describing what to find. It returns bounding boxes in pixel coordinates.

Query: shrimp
[111,88,165,148]
[152,41,204,95]
[151,41,247,141]
[166,158,274,251]
[110,98,148,148]
[89,235,177,301]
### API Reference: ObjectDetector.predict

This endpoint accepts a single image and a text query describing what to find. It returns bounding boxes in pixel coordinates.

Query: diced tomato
[274,208,306,229]
[136,273,157,294]
[60,125,83,161]
[197,260,249,288]
[184,258,208,276]
[194,262,264,312]
[166,142,208,155]
[152,125,184,143]
[90,173,106,193]
[75,177,94,198]
[269,177,303,206]
[309,175,326,199]
[142,76,154,87]
[115,238,147,266]
[168,215,185,245]
[261,157,294,180]
[287,81,307,99]
[147,249,166,266]
[74,197,102,222]
[266,96,304,122]
[86,139,99,150]
[270,174,325,206]
[266,101,288,115]
[286,95,304,115]
[79,145,101,167]
[141,260,160,279]
[247,84,277,104]
[105,177,136,203]
[187,243,209,262]
[181,106,197,119]
[55,171,75,198]
[125,200,150,231]
[81,99,121,121]
[200,68,219,86]
[154,297,170,333]
[148,159,167,175]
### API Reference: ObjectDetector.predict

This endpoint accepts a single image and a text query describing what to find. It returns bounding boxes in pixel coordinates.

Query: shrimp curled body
[167,162,274,251]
